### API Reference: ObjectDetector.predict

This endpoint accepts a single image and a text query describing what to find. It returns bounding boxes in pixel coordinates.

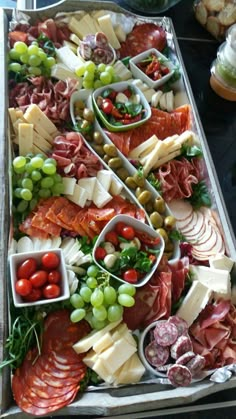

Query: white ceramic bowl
[9,248,69,307]
[92,81,151,132]
[130,48,175,89]
[92,214,165,287]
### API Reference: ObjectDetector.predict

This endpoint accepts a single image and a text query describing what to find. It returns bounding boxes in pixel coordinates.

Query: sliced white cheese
[151,149,181,170]
[166,90,175,112]
[8,108,17,126]
[113,61,132,81]
[191,265,231,299]
[63,40,78,54]
[77,177,97,201]
[209,254,234,272]
[109,176,123,196]
[51,236,62,249]
[18,123,34,156]
[97,14,121,49]
[92,180,112,208]
[69,33,81,46]
[32,144,47,156]
[142,141,169,176]
[62,177,76,195]
[66,184,88,208]
[96,170,113,192]
[99,337,136,374]
[93,332,114,354]
[51,63,80,82]
[38,238,52,251]
[24,104,58,137]
[16,236,34,253]
[177,281,212,327]
[159,92,167,110]
[151,90,163,108]
[33,131,52,153]
[143,88,157,103]
[129,135,158,159]
[60,237,77,259]
[80,14,97,34]
[93,358,114,384]
[56,46,85,72]
[83,350,98,369]
[114,24,126,42]
[114,353,145,385]
[68,16,91,39]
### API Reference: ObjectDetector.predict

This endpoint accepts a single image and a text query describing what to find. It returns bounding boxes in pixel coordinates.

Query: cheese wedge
[152,149,181,170]
[18,123,34,156]
[96,170,113,192]
[114,353,145,385]
[93,180,112,208]
[191,265,231,299]
[24,104,57,137]
[80,14,97,34]
[69,33,81,46]
[177,281,212,326]
[128,135,158,159]
[97,14,121,49]
[209,254,234,272]
[73,320,121,353]
[66,184,88,208]
[93,332,114,354]
[83,350,98,368]
[32,144,46,156]
[78,177,97,201]
[62,177,76,195]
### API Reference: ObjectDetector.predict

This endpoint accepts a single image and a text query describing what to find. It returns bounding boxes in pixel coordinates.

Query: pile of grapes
[70,265,136,330]
[75,61,120,89]
[12,154,64,216]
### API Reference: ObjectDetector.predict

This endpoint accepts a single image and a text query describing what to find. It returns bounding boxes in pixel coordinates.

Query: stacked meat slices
[12,310,90,416]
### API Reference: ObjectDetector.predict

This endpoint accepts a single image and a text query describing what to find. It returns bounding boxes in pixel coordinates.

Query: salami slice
[170,335,193,360]
[156,363,174,372]
[167,364,192,387]
[154,321,178,347]
[168,316,189,337]
[186,354,206,376]
[176,351,196,366]
[93,47,114,64]
[145,341,169,367]
[95,32,109,49]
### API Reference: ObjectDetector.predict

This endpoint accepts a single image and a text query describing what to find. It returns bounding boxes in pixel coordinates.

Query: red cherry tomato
[41,252,60,270]
[17,258,37,279]
[101,98,113,114]
[15,279,32,296]
[123,269,138,284]
[43,284,61,299]
[95,247,107,260]
[23,288,42,302]
[48,270,61,284]
[122,88,132,98]
[105,231,119,246]
[29,270,48,288]
[115,222,126,235]
[120,226,135,240]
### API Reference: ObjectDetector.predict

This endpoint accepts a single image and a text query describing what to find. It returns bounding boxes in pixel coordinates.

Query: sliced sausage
[176,351,196,365]
[154,321,178,347]
[168,316,189,337]
[170,335,193,360]
[145,341,169,367]
[167,364,192,387]
[186,354,206,376]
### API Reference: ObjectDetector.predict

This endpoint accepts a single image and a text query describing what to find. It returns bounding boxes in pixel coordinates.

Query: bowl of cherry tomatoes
[129,48,175,89]
[9,249,69,307]
[92,81,151,132]
[93,215,165,287]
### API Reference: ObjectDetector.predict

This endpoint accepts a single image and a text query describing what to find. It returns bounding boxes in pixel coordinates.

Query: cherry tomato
[48,270,61,284]
[29,270,48,288]
[123,269,138,284]
[105,231,119,246]
[43,284,61,299]
[23,288,42,302]
[41,252,60,270]
[123,88,132,98]
[17,258,37,279]
[95,247,107,260]
[108,90,117,101]
[120,226,135,240]
[15,279,32,296]
[115,221,126,235]
[101,98,113,114]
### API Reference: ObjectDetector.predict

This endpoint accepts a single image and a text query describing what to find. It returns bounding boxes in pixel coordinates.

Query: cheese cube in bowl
[92,81,151,132]
[92,214,165,287]
[130,48,175,89]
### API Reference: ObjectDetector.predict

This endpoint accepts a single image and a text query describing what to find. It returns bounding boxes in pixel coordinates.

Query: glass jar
[122,0,182,15]
[210,24,236,101]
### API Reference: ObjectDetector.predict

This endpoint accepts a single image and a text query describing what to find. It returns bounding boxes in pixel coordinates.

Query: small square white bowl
[9,249,70,307]
[92,214,165,287]
[129,48,175,89]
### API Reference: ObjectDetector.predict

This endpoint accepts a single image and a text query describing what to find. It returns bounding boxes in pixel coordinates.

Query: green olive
[116,167,129,181]
[103,154,111,163]
[108,157,123,170]
[83,108,94,122]
[165,240,174,252]
[125,176,137,189]
[93,144,105,156]
[164,251,173,260]
[74,109,83,117]
[133,172,146,187]
[164,215,176,230]
[74,100,85,110]
[138,190,152,205]
[145,201,154,213]
[93,131,103,145]
[135,186,144,198]
[153,197,166,214]
[103,144,118,157]
[80,120,90,130]
[156,228,169,243]
[150,211,163,228]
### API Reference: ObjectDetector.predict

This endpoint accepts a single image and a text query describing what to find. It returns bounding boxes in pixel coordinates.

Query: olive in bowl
[9,249,69,307]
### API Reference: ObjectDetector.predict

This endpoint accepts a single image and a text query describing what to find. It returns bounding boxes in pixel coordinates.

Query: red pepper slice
[135,230,161,246]
[111,107,123,119]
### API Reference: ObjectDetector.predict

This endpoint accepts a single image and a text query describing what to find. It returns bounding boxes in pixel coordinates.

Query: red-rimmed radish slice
[168,200,193,222]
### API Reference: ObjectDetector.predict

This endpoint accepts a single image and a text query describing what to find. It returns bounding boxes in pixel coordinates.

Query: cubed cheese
[109,176,123,196]
[96,170,113,192]
[209,254,234,272]
[62,177,76,195]
[93,332,114,354]
[78,177,97,201]
[92,180,112,208]
[66,184,88,208]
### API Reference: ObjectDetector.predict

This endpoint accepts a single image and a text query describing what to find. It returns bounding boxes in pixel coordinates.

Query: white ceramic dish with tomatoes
[129,48,175,89]
[92,81,151,132]
[9,249,69,307]
[93,214,165,287]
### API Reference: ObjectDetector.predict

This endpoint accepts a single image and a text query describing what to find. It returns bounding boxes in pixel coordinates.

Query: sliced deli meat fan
[168,200,226,260]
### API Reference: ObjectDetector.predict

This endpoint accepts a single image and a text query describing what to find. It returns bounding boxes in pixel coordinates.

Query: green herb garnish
[187,180,211,209]
[181,143,203,159]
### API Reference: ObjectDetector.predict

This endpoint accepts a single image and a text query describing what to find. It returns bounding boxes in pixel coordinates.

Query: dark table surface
[2,0,236,417]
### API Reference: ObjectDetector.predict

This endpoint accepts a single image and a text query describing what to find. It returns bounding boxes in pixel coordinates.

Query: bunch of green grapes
[8,41,56,78]
[75,61,120,89]
[70,265,136,330]
[12,154,64,216]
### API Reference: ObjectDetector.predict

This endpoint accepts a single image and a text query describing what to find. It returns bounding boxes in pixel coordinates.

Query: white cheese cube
[93,332,114,354]
[66,184,88,208]
[92,180,112,208]
[96,170,113,192]
[62,177,76,195]
[209,254,234,272]
[78,177,97,201]
[109,177,123,196]
[191,265,231,298]
[177,281,212,327]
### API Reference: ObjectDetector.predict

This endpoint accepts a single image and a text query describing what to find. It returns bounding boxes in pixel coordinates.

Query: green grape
[28,44,39,55]
[13,156,26,169]
[107,304,123,322]
[51,183,64,195]
[21,178,33,191]
[80,286,92,303]
[31,170,42,182]
[28,54,42,67]
[29,198,38,211]
[86,277,98,289]
[14,188,22,198]
[31,156,44,169]
[105,65,114,75]
[97,63,106,73]
[42,163,56,175]
[20,188,32,201]
[38,188,51,198]
[26,153,34,159]
[14,166,26,174]
[82,80,94,89]
[25,163,34,174]
[16,200,29,213]
[9,49,21,61]
[14,41,28,54]
[70,308,86,323]
[75,65,85,77]
[20,53,29,64]
[103,286,117,305]
[90,288,104,307]
[70,293,85,309]
[53,173,62,183]
[38,49,47,61]
[93,79,102,89]
[92,305,107,321]
[44,158,57,166]
[41,176,54,189]
[118,283,136,297]
[91,316,107,330]
[45,57,56,68]
[112,74,120,83]
[100,71,112,85]
[118,294,135,308]
[85,61,96,73]
[28,66,42,76]
[83,70,94,82]
[87,265,99,278]
[36,153,46,160]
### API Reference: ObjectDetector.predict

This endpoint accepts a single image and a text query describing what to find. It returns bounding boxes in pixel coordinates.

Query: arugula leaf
[181,143,203,159]
[168,229,186,242]
[80,236,96,254]
[162,65,181,92]
[125,102,143,117]
[101,87,114,98]
[134,251,152,272]
[187,181,211,209]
